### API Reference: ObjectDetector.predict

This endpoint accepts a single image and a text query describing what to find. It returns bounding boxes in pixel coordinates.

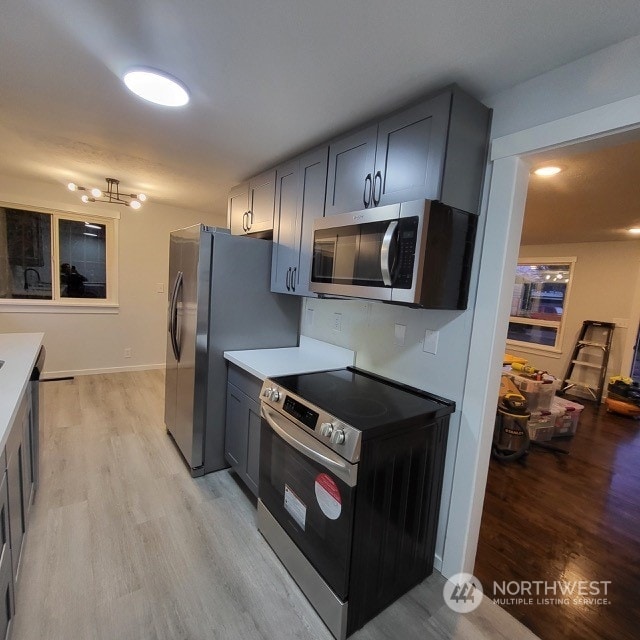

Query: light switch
[157,283,165,294]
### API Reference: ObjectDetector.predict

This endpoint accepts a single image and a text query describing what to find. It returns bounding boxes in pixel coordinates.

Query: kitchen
[2,2,640,639]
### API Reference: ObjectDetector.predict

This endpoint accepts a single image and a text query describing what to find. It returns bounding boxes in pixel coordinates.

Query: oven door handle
[261,405,357,487]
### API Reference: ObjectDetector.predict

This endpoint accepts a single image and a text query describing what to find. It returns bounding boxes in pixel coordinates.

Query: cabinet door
[248,169,276,233]
[225,384,249,471]
[373,93,450,207]
[6,439,25,584]
[271,160,300,294]
[228,183,249,235]
[0,471,14,639]
[325,125,377,216]
[245,402,261,497]
[295,146,328,297]
[21,395,33,521]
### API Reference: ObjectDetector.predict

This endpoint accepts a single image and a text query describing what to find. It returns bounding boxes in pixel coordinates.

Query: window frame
[0,202,119,312]
[506,256,576,354]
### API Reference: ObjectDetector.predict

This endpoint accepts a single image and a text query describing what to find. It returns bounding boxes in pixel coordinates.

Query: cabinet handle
[242,212,248,231]
[363,173,372,208]
[373,171,382,206]
[247,210,253,230]
[285,267,291,291]
[291,267,296,292]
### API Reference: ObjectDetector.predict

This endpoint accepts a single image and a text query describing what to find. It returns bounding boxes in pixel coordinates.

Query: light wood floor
[12,370,538,640]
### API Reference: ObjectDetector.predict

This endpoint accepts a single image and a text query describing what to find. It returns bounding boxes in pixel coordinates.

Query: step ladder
[559,320,615,404]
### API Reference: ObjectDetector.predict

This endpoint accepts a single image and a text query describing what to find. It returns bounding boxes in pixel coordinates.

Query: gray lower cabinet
[225,365,263,496]
[1,385,36,640]
[6,391,31,585]
[271,146,328,296]
[325,87,490,216]
[0,465,14,640]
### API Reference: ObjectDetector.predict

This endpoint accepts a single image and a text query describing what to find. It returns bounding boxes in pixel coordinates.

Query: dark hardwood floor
[475,398,640,640]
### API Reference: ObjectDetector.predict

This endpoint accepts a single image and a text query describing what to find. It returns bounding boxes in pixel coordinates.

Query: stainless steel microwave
[310,199,477,309]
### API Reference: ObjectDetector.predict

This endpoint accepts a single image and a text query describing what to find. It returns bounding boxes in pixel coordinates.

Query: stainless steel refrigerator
[164,225,300,476]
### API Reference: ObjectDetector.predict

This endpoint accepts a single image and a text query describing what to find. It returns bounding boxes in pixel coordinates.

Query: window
[0,205,118,307]
[506,259,575,351]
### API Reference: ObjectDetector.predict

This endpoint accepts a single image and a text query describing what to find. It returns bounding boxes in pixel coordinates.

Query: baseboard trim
[43,363,165,379]
[433,553,443,574]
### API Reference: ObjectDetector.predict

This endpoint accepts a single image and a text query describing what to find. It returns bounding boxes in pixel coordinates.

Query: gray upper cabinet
[271,146,328,296]
[271,160,299,294]
[228,169,276,235]
[325,88,490,216]
[325,125,377,216]
[228,182,249,235]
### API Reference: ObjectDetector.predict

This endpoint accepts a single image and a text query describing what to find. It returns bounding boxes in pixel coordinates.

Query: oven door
[259,404,357,601]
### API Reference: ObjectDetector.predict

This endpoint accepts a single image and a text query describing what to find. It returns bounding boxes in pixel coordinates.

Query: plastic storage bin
[527,410,555,441]
[506,372,560,413]
[551,397,584,437]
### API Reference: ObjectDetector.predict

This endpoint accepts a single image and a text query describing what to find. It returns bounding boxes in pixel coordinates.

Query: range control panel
[260,380,362,463]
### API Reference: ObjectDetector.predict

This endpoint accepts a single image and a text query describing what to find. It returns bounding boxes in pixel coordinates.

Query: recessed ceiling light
[628,228,640,234]
[123,68,190,107]
[533,166,562,177]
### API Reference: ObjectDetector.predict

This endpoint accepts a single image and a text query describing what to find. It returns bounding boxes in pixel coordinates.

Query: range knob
[262,387,272,398]
[330,429,346,445]
[269,388,281,402]
[319,422,334,438]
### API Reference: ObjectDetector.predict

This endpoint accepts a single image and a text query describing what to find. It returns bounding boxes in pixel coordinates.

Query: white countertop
[0,332,44,451]
[224,336,355,381]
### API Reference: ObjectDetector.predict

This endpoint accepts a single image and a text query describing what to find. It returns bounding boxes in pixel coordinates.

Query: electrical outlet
[306,306,314,327]
[423,329,439,355]
[333,313,342,332]
[157,283,165,294]
[124,348,132,358]
[394,323,406,346]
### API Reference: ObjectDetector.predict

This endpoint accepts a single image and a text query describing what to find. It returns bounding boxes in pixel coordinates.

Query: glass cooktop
[271,367,454,432]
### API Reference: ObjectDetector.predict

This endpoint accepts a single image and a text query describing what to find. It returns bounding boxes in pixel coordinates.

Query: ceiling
[522,134,640,245]
[2,1,640,218]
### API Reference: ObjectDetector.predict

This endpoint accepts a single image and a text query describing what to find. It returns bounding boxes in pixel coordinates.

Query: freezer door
[164,233,182,433]
[165,226,213,470]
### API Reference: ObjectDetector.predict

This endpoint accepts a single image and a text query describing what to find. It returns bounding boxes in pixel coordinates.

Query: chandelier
[67,177,147,209]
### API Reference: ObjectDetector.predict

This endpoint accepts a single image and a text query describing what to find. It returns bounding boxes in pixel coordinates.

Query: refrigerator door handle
[170,271,183,361]
[168,272,179,334]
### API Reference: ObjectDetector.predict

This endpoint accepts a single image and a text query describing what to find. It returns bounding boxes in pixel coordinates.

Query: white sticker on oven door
[315,473,342,520]
[284,484,307,530]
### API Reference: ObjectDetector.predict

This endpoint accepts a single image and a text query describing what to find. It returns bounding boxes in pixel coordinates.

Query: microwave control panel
[395,217,418,288]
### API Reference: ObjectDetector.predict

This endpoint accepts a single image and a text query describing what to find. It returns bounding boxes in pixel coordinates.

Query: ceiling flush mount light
[533,165,563,177]
[628,228,640,234]
[123,68,189,107]
[68,178,146,209]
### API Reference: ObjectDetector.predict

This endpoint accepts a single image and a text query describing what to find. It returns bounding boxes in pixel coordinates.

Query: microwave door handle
[380,220,399,286]
[261,405,357,487]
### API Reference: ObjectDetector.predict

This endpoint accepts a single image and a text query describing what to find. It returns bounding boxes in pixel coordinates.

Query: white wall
[486,34,640,139]
[0,174,225,376]
[507,241,640,383]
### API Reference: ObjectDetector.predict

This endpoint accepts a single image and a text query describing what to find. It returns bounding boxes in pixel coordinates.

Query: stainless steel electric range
[257,367,455,639]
